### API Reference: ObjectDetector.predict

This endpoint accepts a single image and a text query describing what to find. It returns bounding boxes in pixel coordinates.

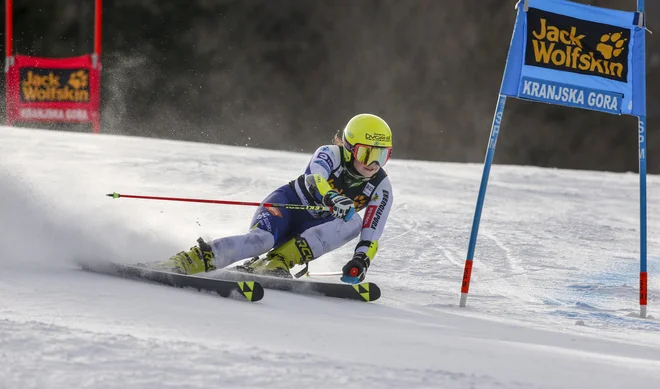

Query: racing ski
[210,269,381,302]
[79,261,264,302]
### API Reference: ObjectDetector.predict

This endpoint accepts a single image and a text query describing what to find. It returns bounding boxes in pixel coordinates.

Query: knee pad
[268,236,315,266]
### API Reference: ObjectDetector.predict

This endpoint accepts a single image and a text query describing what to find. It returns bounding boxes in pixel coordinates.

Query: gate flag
[460,0,649,318]
[5,55,102,132]
[501,0,646,116]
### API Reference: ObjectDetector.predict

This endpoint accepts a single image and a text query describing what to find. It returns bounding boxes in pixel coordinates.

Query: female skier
[157,113,393,283]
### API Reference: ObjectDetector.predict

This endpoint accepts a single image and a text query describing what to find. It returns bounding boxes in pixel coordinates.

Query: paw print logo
[327,179,346,195]
[67,70,88,89]
[596,33,627,60]
[353,194,367,210]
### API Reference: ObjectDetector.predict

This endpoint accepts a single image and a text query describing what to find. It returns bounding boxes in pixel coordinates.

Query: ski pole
[306,271,342,277]
[106,192,331,212]
[293,269,342,279]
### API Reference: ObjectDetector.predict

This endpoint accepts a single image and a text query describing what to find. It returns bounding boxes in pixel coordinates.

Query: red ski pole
[106,192,331,212]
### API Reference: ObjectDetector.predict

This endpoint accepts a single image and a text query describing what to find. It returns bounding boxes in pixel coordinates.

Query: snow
[1,126,660,389]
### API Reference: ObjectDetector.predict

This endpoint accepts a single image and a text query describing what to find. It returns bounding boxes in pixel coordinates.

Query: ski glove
[341,252,371,283]
[322,190,355,221]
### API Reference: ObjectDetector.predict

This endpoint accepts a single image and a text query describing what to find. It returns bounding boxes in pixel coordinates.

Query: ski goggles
[353,144,392,167]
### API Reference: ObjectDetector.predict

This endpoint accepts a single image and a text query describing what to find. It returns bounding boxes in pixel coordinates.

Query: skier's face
[353,159,380,178]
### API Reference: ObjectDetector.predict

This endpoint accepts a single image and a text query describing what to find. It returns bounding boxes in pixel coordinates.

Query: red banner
[6,54,101,132]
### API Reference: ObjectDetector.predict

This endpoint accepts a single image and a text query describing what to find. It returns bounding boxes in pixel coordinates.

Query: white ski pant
[209,214,363,269]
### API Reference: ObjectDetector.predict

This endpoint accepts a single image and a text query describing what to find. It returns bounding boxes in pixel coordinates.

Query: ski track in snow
[2,127,660,388]
[1,319,510,389]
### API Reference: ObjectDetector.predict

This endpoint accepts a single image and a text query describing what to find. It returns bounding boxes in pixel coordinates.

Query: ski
[210,269,381,302]
[79,261,264,302]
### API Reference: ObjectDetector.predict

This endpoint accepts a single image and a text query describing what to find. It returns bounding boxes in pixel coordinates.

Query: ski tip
[106,192,120,198]
[351,282,381,302]
[237,281,265,302]
[369,283,382,301]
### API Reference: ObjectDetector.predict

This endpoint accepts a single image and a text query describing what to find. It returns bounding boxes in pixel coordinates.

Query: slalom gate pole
[637,0,648,319]
[106,192,331,212]
[460,95,507,308]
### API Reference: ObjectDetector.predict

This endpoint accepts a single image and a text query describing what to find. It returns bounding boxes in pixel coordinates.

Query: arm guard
[304,173,334,202]
[355,239,379,264]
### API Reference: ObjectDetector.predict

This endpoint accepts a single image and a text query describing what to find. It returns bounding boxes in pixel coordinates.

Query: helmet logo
[365,133,391,142]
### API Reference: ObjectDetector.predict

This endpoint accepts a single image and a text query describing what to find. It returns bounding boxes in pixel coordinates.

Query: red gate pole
[5,0,12,58]
[93,0,102,133]
[5,0,14,126]
[94,0,102,57]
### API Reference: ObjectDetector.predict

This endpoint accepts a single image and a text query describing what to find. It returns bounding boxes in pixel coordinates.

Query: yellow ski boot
[237,236,314,278]
[155,237,216,275]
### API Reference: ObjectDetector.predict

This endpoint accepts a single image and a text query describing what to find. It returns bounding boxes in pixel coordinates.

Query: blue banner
[501,0,646,116]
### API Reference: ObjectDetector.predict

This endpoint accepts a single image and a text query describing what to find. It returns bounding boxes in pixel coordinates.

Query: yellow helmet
[341,114,393,170]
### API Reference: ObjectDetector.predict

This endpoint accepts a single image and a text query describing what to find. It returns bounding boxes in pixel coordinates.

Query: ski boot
[235,236,314,278]
[154,237,216,275]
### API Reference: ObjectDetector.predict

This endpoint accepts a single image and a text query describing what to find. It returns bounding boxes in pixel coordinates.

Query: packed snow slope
[1,126,660,389]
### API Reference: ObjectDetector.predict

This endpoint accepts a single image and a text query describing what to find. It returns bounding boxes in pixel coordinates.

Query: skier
[156,113,393,283]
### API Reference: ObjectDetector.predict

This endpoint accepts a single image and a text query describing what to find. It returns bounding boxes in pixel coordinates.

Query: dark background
[1,0,657,172]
